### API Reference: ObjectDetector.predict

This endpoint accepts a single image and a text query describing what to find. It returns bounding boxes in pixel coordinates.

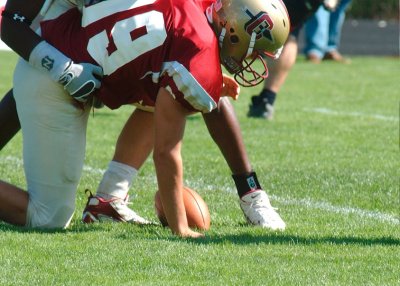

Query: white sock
[96,161,138,200]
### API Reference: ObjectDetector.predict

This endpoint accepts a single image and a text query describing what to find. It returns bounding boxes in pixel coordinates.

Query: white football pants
[13,59,90,228]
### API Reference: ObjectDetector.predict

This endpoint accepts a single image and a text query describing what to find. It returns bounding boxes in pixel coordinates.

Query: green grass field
[0,51,399,285]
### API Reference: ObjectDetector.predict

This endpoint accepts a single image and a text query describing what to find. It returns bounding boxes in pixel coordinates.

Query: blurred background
[0,0,399,55]
[297,0,399,56]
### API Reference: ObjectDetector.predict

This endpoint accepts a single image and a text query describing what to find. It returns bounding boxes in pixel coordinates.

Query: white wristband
[28,40,72,82]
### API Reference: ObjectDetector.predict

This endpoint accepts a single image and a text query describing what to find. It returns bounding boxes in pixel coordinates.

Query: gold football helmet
[206,0,290,86]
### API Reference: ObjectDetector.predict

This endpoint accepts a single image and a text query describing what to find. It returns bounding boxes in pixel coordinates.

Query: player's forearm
[0,0,45,60]
[154,152,188,235]
[1,0,73,81]
[2,0,102,102]
[153,88,193,235]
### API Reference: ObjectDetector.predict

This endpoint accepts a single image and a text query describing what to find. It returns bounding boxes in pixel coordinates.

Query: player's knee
[26,201,75,229]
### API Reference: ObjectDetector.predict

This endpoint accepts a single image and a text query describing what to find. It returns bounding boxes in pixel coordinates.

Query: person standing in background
[248,0,330,120]
[304,0,352,63]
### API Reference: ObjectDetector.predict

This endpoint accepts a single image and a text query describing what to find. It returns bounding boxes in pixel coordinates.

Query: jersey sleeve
[157,0,223,113]
[159,59,221,113]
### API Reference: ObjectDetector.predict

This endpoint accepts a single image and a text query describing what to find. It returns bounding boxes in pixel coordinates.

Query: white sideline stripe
[82,165,105,175]
[0,155,105,175]
[1,155,22,165]
[186,181,399,226]
[1,155,398,225]
[271,195,400,225]
[304,107,398,122]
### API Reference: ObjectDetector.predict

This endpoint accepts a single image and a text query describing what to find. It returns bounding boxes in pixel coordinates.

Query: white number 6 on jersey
[84,0,167,75]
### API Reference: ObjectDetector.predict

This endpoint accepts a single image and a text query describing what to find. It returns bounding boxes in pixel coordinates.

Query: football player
[80,2,288,229]
[0,0,289,237]
[0,0,289,231]
[0,0,329,231]
[81,0,329,228]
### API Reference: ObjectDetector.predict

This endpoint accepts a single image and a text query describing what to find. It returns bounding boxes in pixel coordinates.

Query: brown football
[154,186,211,230]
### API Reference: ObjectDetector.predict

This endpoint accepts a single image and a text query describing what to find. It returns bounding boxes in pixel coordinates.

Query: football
[154,186,211,230]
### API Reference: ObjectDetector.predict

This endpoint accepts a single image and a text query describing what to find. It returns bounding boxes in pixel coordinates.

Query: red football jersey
[41,0,223,112]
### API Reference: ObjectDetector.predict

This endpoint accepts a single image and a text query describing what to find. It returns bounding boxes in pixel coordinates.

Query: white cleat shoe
[82,191,151,225]
[240,190,286,231]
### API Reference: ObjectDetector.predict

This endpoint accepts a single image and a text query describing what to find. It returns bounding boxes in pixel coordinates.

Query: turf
[0,51,399,285]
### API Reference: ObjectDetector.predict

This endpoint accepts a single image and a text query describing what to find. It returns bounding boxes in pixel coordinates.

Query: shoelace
[251,197,280,213]
[122,194,138,206]
[119,196,144,217]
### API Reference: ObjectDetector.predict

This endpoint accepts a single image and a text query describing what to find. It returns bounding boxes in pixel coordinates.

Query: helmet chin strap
[246,32,257,58]
[264,46,284,60]
[273,46,283,59]
[218,27,226,48]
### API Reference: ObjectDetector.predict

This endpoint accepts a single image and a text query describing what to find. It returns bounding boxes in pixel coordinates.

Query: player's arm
[0,0,102,103]
[0,0,43,59]
[153,87,203,238]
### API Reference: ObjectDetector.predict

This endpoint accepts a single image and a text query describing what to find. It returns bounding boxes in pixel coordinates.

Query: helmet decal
[244,10,274,42]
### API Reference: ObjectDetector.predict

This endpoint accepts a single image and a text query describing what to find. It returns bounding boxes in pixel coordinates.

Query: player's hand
[175,228,205,238]
[222,73,240,100]
[58,62,103,103]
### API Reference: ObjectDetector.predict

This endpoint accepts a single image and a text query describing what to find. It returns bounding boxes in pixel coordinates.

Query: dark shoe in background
[247,96,275,120]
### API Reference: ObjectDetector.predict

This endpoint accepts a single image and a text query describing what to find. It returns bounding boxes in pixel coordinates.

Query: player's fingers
[92,65,104,78]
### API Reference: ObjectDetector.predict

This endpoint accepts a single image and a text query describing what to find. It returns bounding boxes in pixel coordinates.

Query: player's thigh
[13,59,90,228]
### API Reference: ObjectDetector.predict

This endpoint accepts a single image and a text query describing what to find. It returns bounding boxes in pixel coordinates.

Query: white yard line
[0,155,105,175]
[304,107,398,122]
[2,155,399,225]
[271,195,399,225]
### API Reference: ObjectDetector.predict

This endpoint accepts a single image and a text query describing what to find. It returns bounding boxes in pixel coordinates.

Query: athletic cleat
[240,190,286,230]
[247,96,274,120]
[264,103,275,120]
[82,191,151,225]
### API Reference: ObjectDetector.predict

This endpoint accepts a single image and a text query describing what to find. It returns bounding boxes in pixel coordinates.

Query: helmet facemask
[230,52,269,87]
